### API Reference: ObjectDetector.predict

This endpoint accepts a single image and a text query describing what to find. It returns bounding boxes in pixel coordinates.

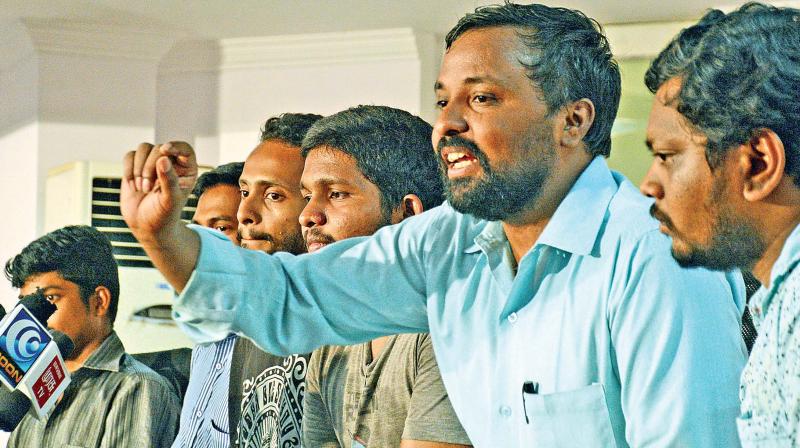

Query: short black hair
[301,105,445,214]
[445,1,621,157]
[676,3,800,175]
[260,113,324,146]
[192,162,244,198]
[4,225,120,325]
[644,9,726,93]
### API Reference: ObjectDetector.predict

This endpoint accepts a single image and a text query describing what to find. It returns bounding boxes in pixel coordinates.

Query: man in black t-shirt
[227,113,321,448]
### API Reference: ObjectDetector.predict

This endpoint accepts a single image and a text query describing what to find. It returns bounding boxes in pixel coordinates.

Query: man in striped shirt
[173,162,244,447]
[5,225,180,448]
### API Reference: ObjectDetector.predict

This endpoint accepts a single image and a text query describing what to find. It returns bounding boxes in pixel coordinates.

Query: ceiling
[1,0,787,40]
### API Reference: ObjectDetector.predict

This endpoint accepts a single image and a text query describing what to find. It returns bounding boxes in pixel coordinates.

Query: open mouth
[442,148,479,177]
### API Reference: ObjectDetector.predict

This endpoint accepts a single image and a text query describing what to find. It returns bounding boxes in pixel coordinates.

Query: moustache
[304,228,336,246]
[237,229,274,243]
[649,204,675,230]
[436,135,482,154]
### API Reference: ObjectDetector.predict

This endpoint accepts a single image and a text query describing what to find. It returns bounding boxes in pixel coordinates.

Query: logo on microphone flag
[32,356,67,407]
[0,307,51,388]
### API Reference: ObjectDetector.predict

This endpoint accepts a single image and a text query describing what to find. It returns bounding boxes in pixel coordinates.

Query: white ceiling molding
[161,28,421,74]
[22,18,178,61]
[604,21,695,59]
[220,28,419,70]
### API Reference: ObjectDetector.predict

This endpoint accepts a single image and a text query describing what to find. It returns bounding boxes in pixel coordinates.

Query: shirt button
[195,410,202,418]
[507,312,518,323]
[215,362,222,370]
[499,405,512,417]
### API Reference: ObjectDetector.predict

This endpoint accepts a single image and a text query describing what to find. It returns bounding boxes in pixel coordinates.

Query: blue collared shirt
[174,157,746,447]
[738,223,800,447]
[172,334,236,448]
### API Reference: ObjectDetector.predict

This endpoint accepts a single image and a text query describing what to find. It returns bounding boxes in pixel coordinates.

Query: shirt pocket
[736,413,792,447]
[522,383,618,448]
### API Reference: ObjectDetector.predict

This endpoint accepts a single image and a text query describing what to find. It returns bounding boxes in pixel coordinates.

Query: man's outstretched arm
[121,142,434,355]
[121,142,200,292]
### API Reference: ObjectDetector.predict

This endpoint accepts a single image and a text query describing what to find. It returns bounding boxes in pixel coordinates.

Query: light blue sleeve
[171,207,443,355]
[610,230,747,447]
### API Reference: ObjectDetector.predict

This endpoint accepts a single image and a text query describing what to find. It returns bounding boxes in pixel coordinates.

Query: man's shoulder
[117,353,180,393]
[774,263,800,313]
[312,343,363,373]
[604,174,663,246]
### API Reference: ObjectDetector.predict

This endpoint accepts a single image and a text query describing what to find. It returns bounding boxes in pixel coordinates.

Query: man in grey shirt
[299,106,471,447]
[4,225,180,447]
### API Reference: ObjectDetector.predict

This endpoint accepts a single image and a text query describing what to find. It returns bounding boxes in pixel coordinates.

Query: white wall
[157,28,440,164]
[0,124,40,310]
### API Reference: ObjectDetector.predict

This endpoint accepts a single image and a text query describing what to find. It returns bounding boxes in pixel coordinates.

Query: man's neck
[502,157,592,264]
[751,212,800,288]
[65,330,111,373]
[369,336,391,362]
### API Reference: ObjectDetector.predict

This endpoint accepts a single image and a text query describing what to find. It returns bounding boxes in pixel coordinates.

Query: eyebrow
[646,137,688,154]
[434,75,505,91]
[193,216,235,225]
[301,176,353,191]
[19,285,64,298]
[239,178,292,190]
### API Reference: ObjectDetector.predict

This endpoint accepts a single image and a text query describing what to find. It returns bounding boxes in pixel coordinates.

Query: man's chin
[306,242,329,253]
[670,244,735,271]
[240,239,272,253]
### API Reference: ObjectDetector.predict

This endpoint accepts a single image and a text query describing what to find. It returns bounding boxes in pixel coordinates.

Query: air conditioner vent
[90,177,198,268]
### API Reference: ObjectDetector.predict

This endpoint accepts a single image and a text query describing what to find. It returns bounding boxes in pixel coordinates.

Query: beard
[238,228,307,255]
[650,180,766,271]
[303,228,336,248]
[436,135,555,222]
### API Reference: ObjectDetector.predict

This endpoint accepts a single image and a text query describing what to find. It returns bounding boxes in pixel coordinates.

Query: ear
[91,286,112,319]
[392,194,424,224]
[740,129,785,202]
[558,98,595,150]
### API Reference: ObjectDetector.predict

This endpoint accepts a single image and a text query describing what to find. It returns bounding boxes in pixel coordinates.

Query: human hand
[120,142,198,244]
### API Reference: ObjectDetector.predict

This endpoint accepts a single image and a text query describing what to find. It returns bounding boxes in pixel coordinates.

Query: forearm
[137,222,199,293]
[173,225,431,352]
[400,440,471,448]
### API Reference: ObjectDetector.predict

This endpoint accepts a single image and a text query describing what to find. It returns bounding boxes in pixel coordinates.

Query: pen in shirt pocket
[521,380,539,424]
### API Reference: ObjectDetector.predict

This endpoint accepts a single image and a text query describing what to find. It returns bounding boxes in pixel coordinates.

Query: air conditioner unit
[44,161,208,353]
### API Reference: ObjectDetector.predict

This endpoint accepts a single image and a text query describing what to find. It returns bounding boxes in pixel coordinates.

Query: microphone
[0,330,73,431]
[0,290,73,424]
[18,292,56,327]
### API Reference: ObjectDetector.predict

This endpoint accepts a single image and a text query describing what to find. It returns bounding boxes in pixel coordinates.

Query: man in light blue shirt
[120,3,746,447]
[639,4,800,446]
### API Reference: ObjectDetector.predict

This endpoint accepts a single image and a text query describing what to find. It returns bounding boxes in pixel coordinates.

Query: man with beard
[121,3,746,446]
[227,113,321,448]
[639,4,800,445]
[299,105,470,447]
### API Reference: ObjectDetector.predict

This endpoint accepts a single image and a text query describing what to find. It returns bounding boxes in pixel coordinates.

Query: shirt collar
[471,220,507,254]
[749,223,800,324]
[469,157,616,257]
[536,157,615,256]
[81,331,125,373]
